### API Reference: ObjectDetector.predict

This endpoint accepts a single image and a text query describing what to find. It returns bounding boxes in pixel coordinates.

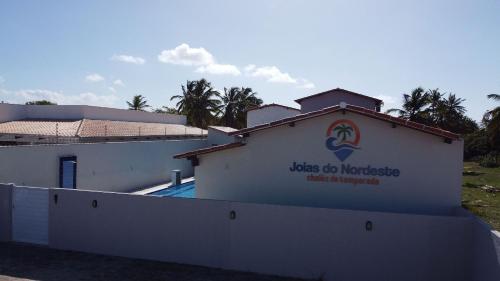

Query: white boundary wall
[0,139,207,192]
[0,103,186,124]
[48,187,472,281]
[0,184,499,281]
[455,208,500,281]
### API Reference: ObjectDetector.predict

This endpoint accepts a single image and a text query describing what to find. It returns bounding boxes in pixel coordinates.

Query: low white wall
[247,106,299,127]
[0,139,208,192]
[455,209,500,281]
[47,187,475,281]
[0,104,26,123]
[207,128,236,145]
[0,103,186,124]
[81,106,186,124]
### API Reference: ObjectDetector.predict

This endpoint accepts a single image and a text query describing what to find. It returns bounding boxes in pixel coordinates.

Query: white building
[176,88,463,215]
[246,103,300,127]
[0,103,214,192]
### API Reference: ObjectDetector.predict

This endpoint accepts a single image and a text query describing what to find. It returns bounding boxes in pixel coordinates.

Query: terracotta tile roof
[174,104,460,160]
[295,88,383,104]
[0,120,82,137]
[174,142,245,159]
[228,104,460,140]
[208,126,238,133]
[77,119,206,138]
[173,103,460,160]
[247,103,300,112]
[0,119,206,139]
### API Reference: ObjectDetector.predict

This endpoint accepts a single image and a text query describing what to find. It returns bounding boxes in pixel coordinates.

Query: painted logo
[325,119,361,162]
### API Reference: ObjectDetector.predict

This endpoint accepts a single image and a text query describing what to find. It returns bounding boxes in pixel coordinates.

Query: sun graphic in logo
[325,119,361,162]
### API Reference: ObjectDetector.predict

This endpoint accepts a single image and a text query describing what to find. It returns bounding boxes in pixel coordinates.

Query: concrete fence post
[0,183,14,242]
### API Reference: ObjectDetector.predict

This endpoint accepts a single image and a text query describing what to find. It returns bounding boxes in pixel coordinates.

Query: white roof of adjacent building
[0,119,206,139]
[208,126,238,133]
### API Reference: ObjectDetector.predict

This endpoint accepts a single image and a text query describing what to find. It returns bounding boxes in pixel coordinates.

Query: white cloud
[1,88,118,107]
[85,73,104,82]
[110,54,145,65]
[158,43,240,76]
[0,76,4,84]
[158,43,214,66]
[195,64,241,76]
[244,64,256,72]
[298,78,315,89]
[113,79,125,87]
[244,64,315,88]
[245,65,297,84]
[108,87,116,93]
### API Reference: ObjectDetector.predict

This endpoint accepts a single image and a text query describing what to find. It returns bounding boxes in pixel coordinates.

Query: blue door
[59,156,77,189]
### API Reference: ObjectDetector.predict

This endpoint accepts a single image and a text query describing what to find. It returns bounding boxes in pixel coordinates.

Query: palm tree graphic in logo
[325,119,361,161]
[333,124,353,141]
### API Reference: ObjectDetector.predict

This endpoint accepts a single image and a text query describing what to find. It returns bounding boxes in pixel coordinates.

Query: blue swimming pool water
[149,181,195,198]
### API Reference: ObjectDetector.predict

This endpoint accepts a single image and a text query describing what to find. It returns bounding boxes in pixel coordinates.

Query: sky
[0,0,499,122]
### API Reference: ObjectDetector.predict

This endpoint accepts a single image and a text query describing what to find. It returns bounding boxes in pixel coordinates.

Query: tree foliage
[387,87,476,135]
[483,94,500,151]
[154,106,178,114]
[127,95,150,111]
[170,79,221,128]
[220,87,262,129]
[25,100,57,105]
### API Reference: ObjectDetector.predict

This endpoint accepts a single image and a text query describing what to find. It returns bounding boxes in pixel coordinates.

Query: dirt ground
[0,242,306,281]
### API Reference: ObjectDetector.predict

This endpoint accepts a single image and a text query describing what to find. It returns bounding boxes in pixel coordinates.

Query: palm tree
[386,87,431,124]
[334,124,353,141]
[220,87,263,128]
[487,94,500,101]
[427,88,443,124]
[442,94,466,116]
[484,94,500,149]
[127,95,150,111]
[436,93,467,132]
[170,79,221,128]
[220,87,240,128]
[236,87,263,127]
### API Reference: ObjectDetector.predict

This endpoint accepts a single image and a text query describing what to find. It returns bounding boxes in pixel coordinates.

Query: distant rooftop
[0,103,186,125]
[208,126,238,133]
[0,119,206,145]
[247,103,300,112]
[295,88,383,104]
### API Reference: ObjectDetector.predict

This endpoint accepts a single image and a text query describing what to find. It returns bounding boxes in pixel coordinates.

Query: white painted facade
[246,105,300,127]
[0,139,207,192]
[195,111,463,215]
[0,103,186,124]
[207,126,237,145]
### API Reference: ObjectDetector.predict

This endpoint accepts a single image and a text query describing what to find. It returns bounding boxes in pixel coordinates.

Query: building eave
[246,103,300,112]
[229,104,460,140]
[173,142,246,159]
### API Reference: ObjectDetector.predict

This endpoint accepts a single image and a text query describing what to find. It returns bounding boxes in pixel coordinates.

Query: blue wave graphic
[325,137,360,152]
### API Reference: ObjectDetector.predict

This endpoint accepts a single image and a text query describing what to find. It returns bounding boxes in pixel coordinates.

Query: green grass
[462,162,500,229]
